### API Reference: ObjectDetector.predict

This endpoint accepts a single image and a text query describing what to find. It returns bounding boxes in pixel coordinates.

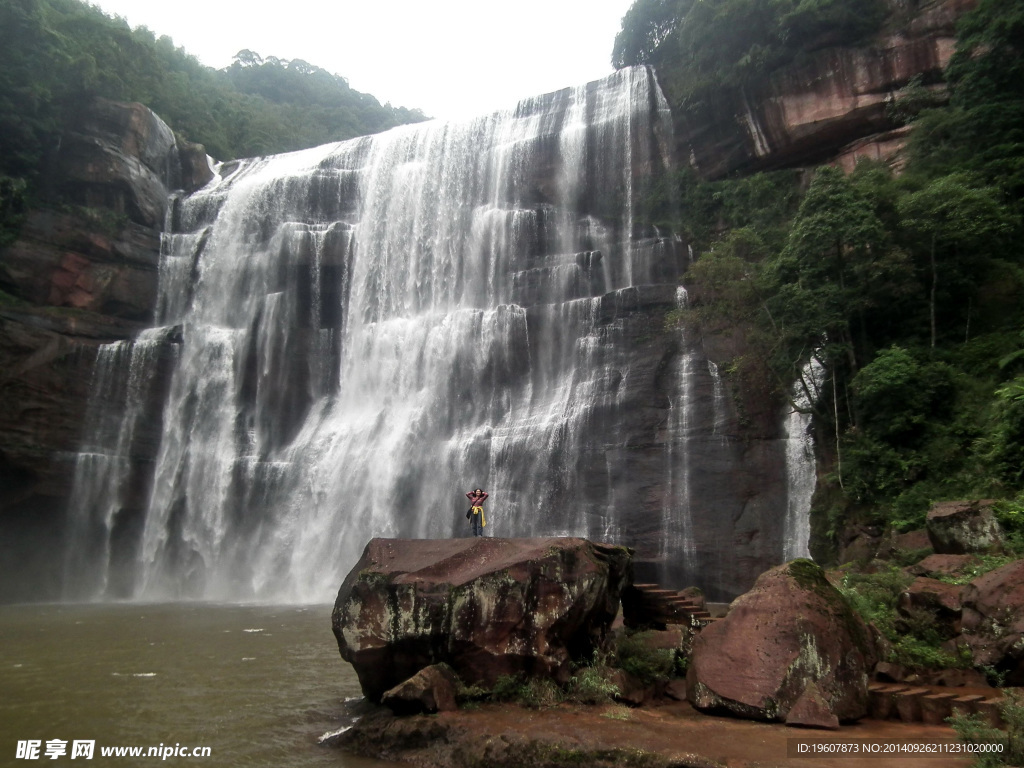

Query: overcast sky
[89,0,637,121]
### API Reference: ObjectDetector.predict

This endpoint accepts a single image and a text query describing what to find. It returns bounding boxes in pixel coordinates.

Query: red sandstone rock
[785,681,840,730]
[924,668,991,688]
[381,663,459,714]
[959,560,1024,683]
[685,560,876,723]
[880,528,932,559]
[332,537,631,702]
[677,0,975,179]
[908,553,977,578]
[678,586,706,612]
[665,678,688,702]
[608,669,662,706]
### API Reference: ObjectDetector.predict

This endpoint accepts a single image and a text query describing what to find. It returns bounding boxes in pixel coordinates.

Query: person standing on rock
[466,488,488,537]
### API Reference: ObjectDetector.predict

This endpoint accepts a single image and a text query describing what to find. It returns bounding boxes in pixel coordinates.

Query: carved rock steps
[867,683,1004,728]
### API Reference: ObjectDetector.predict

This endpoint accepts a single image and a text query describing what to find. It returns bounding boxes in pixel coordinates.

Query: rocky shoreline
[328,520,1022,766]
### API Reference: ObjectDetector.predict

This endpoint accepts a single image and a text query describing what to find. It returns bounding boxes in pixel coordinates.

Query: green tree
[910,0,1024,204]
[768,166,888,378]
[613,0,691,68]
[898,176,1016,349]
[0,0,429,212]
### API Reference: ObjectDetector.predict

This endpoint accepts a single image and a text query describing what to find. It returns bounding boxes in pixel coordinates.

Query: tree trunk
[930,232,937,350]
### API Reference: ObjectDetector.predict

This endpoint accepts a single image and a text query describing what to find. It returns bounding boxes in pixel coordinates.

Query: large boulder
[332,537,632,702]
[686,559,876,725]
[926,500,1002,555]
[959,559,1024,684]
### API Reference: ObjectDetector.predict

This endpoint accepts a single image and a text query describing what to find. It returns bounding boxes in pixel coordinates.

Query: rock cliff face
[670,0,975,178]
[0,98,209,601]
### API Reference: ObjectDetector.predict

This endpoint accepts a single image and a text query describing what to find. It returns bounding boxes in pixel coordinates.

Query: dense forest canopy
[625,0,1024,560]
[0,0,426,214]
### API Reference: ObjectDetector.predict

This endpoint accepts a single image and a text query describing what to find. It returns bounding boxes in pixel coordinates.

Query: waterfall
[65,67,686,602]
[782,357,823,561]
[63,328,174,598]
[661,287,696,581]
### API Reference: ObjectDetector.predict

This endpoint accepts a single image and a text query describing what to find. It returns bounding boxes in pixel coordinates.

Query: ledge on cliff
[332,537,632,702]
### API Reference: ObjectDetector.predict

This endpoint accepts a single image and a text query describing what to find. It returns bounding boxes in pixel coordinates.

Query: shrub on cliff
[838,565,968,671]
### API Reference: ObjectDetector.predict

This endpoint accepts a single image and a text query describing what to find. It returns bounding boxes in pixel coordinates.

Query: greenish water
[0,603,398,767]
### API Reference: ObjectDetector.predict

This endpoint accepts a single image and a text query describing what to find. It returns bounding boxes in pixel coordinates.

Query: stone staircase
[622,583,721,630]
[867,683,1005,728]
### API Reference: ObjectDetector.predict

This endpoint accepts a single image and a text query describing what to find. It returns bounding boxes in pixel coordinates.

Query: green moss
[357,569,391,587]
[934,555,1016,585]
[62,204,129,236]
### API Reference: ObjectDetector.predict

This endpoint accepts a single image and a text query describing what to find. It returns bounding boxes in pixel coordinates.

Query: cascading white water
[661,287,697,578]
[782,357,824,561]
[63,328,173,598]
[66,67,688,602]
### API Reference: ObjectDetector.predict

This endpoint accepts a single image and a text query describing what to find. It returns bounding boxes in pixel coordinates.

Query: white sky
[88,0,637,121]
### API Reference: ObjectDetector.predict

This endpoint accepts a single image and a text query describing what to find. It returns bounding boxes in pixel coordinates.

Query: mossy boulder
[332,537,632,702]
[686,559,876,725]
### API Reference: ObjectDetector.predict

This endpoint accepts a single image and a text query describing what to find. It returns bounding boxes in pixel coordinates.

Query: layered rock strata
[672,0,976,178]
[0,98,209,601]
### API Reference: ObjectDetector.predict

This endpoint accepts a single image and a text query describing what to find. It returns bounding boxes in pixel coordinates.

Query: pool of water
[0,603,398,766]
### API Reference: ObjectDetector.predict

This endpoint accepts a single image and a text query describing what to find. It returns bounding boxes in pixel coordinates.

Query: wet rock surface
[332,537,632,702]
[381,663,460,714]
[0,97,198,601]
[686,560,877,723]
[785,681,840,730]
